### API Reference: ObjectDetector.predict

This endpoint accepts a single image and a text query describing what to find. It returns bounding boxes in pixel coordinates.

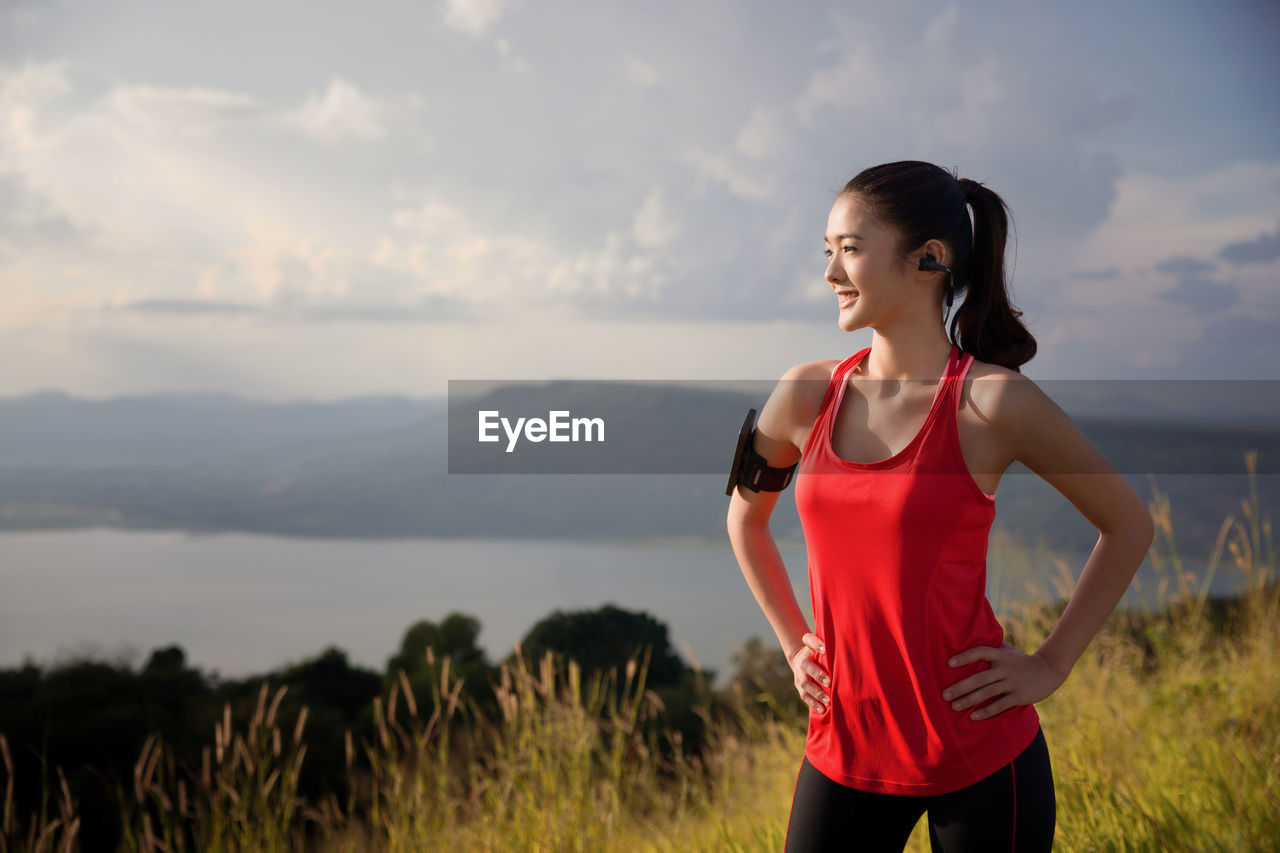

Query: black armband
[725,407,799,496]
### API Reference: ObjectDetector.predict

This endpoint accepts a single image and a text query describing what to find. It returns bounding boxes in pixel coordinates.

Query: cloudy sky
[2,0,1278,401]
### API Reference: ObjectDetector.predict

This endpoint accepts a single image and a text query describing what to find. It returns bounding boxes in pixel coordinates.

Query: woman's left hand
[940,640,1066,721]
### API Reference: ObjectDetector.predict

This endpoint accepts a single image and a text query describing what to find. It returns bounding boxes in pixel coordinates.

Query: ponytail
[841,161,1037,372]
[951,178,1037,371]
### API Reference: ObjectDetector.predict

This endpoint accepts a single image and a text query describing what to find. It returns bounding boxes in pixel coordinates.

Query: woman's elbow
[1102,504,1155,550]
[1129,490,1156,546]
[1139,512,1157,550]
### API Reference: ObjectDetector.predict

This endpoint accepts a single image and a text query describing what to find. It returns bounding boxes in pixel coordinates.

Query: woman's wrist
[1031,649,1072,682]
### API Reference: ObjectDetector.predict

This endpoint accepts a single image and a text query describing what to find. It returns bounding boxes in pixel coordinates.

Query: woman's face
[823,193,913,333]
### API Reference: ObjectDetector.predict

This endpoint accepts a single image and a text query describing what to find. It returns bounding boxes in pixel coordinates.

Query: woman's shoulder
[963,355,1054,427]
[965,355,1022,384]
[965,355,1039,387]
[782,358,843,383]
[762,358,842,435]
[781,358,844,407]
[760,358,843,452]
[768,356,849,422]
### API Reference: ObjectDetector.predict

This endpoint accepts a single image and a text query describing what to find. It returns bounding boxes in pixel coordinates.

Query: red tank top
[794,343,1041,795]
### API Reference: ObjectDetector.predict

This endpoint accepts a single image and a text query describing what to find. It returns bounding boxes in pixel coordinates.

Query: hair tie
[958,177,981,202]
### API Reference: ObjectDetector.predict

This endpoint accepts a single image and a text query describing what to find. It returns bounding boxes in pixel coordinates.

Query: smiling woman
[725,160,1155,853]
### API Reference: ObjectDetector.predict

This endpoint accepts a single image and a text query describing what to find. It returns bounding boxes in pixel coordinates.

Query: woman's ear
[922,238,950,269]
[909,239,951,273]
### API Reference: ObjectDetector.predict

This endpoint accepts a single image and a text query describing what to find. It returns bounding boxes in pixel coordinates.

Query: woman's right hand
[789,632,831,714]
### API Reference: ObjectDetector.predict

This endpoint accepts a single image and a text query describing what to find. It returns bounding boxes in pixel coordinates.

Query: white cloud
[735,107,782,160]
[278,74,422,144]
[681,148,774,201]
[1,66,258,264]
[0,55,674,333]
[377,196,564,302]
[6,67,415,234]
[376,189,674,306]
[442,0,506,36]
[0,64,429,327]
[1075,161,1280,278]
[626,59,659,88]
[101,84,259,138]
[793,41,883,126]
[1025,162,1280,373]
[0,62,73,155]
[547,230,668,301]
[632,189,677,249]
[198,240,344,304]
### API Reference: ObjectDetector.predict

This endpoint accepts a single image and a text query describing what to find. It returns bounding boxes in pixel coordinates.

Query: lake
[0,527,1249,688]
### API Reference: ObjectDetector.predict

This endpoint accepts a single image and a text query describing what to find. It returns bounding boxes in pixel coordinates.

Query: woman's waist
[814,619,1006,707]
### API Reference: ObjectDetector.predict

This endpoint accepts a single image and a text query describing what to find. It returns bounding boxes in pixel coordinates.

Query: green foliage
[510,603,714,766]
[276,647,382,721]
[385,613,496,719]
[386,614,486,678]
[513,603,688,688]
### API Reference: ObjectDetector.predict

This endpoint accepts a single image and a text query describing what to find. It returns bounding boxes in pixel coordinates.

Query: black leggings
[784,726,1055,853]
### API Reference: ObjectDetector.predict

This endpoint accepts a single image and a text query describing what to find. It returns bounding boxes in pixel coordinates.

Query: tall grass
[0,735,79,852]
[2,453,1277,851]
[109,681,312,852]
[995,450,1279,852]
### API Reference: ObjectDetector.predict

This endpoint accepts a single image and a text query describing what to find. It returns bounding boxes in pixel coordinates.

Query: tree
[514,603,687,688]
[386,612,495,713]
[511,603,712,765]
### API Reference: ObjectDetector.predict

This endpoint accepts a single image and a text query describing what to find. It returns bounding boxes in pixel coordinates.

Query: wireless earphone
[917,253,952,274]
[918,253,957,325]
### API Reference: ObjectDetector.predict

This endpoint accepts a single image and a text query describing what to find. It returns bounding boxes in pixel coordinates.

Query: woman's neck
[862,330,953,382]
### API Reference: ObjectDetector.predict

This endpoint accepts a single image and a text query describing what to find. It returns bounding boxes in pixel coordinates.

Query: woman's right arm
[726,362,832,714]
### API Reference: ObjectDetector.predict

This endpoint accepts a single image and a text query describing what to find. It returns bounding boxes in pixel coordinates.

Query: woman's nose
[825,256,844,286]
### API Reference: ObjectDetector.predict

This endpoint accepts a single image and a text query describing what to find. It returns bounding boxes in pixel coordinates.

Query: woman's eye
[842,246,857,253]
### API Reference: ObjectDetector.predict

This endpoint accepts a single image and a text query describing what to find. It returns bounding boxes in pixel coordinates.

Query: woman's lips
[838,293,858,308]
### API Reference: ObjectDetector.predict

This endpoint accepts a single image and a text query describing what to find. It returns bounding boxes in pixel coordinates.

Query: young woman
[725,160,1155,852]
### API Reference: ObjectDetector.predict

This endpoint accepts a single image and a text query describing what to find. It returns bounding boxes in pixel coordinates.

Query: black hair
[841,160,1036,372]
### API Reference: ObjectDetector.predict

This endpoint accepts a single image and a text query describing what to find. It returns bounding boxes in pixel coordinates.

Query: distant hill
[0,385,1275,555]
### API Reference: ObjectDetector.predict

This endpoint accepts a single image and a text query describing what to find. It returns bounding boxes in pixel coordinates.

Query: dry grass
[0,733,79,853]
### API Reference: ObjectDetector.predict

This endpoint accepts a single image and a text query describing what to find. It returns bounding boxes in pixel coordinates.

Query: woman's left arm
[941,372,1156,720]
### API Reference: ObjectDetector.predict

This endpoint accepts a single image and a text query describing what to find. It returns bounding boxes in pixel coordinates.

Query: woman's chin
[836,314,866,332]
